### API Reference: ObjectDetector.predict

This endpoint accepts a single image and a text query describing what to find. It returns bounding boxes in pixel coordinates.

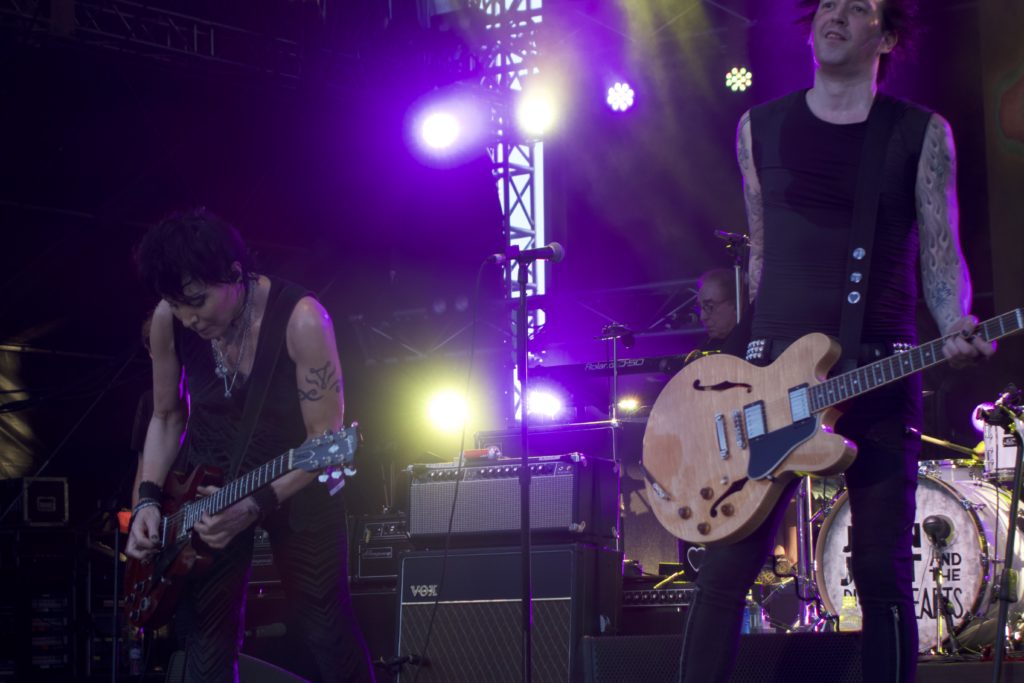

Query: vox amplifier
[406,453,619,545]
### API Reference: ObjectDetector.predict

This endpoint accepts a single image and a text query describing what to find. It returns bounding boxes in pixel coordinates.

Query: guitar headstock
[292,424,360,473]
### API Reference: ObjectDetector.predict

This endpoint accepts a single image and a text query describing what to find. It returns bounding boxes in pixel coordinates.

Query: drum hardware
[816,473,1024,654]
[922,515,964,655]
[791,476,835,632]
[978,384,1024,680]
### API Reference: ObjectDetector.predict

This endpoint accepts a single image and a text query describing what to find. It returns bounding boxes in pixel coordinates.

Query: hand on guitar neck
[942,314,997,368]
[192,485,261,550]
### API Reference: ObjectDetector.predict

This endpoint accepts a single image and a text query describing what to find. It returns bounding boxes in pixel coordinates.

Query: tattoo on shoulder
[298,361,341,402]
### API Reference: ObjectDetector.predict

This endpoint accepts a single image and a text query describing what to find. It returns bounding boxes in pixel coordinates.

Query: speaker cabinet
[395,544,621,683]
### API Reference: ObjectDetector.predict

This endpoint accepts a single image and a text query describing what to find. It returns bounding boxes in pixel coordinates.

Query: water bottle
[740,590,767,634]
[838,594,862,631]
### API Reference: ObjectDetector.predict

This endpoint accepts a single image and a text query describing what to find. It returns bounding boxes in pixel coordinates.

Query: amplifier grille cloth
[398,599,571,682]
[410,475,576,535]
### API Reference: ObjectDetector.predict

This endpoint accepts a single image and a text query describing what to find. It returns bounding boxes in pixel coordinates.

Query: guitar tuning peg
[317,473,329,483]
[330,470,342,480]
[349,421,359,429]
[343,466,357,477]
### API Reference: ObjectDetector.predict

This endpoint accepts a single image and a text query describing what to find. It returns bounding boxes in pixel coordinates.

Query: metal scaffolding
[0,0,359,81]
[474,0,545,420]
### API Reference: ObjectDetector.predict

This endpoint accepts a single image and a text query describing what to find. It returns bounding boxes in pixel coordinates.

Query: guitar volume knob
[678,506,692,519]
[699,487,714,500]
[697,523,711,536]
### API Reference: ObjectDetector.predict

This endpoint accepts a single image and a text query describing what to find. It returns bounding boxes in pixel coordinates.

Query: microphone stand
[989,403,1024,683]
[515,258,534,683]
[924,523,962,656]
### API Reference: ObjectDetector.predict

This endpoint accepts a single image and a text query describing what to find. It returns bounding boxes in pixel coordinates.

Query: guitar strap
[836,94,905,374]
[227,280,308,480]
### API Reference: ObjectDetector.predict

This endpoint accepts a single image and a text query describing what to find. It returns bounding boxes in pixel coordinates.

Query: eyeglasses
[694,298,731,316]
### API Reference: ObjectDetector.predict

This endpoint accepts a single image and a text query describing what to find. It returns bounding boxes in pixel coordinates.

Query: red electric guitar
[123,427,359,628]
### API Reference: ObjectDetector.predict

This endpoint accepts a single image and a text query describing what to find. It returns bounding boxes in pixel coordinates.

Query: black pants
[678,375,922,683]
[177,485,376,683]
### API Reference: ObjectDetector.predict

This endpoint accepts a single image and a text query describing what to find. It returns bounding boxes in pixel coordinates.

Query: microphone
[713,229,749,244]
[978,384,1020,427]
[488,242,565,265]
[922,515,954,547]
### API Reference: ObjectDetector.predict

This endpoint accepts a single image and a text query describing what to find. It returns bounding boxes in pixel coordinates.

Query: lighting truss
[0,0,359,81]
[472,0,546,422]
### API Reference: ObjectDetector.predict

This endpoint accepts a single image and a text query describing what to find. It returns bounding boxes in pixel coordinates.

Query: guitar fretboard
[167,451,291,540]
[809,309,1023,413]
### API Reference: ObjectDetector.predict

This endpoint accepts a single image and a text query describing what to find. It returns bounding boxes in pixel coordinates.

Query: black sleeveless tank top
[749,90,931,344]
[174,277,310,475]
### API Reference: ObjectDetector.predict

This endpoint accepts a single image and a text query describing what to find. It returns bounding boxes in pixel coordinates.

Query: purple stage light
[420,111,461,150]
[606,82,635,112]
[527,388,564,420]
[405,85,491,166]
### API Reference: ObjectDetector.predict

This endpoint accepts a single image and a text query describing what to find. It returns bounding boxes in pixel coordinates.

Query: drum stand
[923,516,964,656]
[983,388,1024,683]
[793,476,833,631]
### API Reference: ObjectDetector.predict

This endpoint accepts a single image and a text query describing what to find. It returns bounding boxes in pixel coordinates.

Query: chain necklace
[211,285,254,398]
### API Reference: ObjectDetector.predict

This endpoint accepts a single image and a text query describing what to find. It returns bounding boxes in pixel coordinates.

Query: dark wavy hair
[797,0,919,82]
[135,207,255,301]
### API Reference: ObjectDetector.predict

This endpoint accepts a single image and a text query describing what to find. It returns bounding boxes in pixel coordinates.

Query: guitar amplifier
[406,453,619,545]
[396,543,622,682]
[351,513,412,583]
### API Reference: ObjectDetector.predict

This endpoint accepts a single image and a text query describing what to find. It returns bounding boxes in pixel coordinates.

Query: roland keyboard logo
[410,584,439,598]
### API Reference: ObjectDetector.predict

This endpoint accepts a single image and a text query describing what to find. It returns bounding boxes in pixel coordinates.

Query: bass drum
[815,474,1024,653]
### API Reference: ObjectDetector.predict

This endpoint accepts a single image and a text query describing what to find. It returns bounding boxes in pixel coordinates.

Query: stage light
[420,111,461,150]
[606,82,635,112]
[405,84,491,166]
[516,88,558,138]
[617,396,641,413]
[427,390,468,434]
[726,67,753,93]
[527,389,564,420]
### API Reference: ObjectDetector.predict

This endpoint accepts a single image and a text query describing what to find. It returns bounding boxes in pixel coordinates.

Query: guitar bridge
[714,413,729,459]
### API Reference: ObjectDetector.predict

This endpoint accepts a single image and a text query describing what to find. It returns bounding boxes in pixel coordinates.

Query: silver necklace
[211,285,253,398]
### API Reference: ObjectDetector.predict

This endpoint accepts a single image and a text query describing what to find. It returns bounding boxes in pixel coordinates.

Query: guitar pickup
[788,384,811,422]
[715,413,729,459]
[743,401,766,440]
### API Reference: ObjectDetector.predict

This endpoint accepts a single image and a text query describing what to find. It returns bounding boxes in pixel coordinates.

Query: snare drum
[918,459,980,485]
[984,422,1020,482]
[815,474,1024,653]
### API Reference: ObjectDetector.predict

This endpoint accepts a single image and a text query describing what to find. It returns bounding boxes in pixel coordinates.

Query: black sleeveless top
[749,90,931,344]
[174,277,310,476]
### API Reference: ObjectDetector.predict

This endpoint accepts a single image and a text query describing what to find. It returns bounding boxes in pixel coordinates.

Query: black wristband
[138,480,162,502]
[252,486,280,519]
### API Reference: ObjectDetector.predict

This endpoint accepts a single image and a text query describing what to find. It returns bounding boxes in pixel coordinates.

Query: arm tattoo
[298,361,342,402]
[736,111,752,173]
[737,111,764,302]
[917,115,971,333]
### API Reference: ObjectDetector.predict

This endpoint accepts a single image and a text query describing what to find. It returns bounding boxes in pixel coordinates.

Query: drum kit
[789,411,1024,657]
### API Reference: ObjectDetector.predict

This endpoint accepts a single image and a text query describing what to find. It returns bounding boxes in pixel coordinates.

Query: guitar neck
[180,453,291,532]
[810,309,1023,413]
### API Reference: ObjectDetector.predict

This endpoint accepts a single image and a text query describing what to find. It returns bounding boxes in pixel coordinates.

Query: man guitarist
[128,209,376,681]
[677,2,994,681]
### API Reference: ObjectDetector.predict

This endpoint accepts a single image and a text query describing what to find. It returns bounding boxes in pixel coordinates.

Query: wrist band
[132,499,162,518]
[252,486,280,520]
[138,480,162,502]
